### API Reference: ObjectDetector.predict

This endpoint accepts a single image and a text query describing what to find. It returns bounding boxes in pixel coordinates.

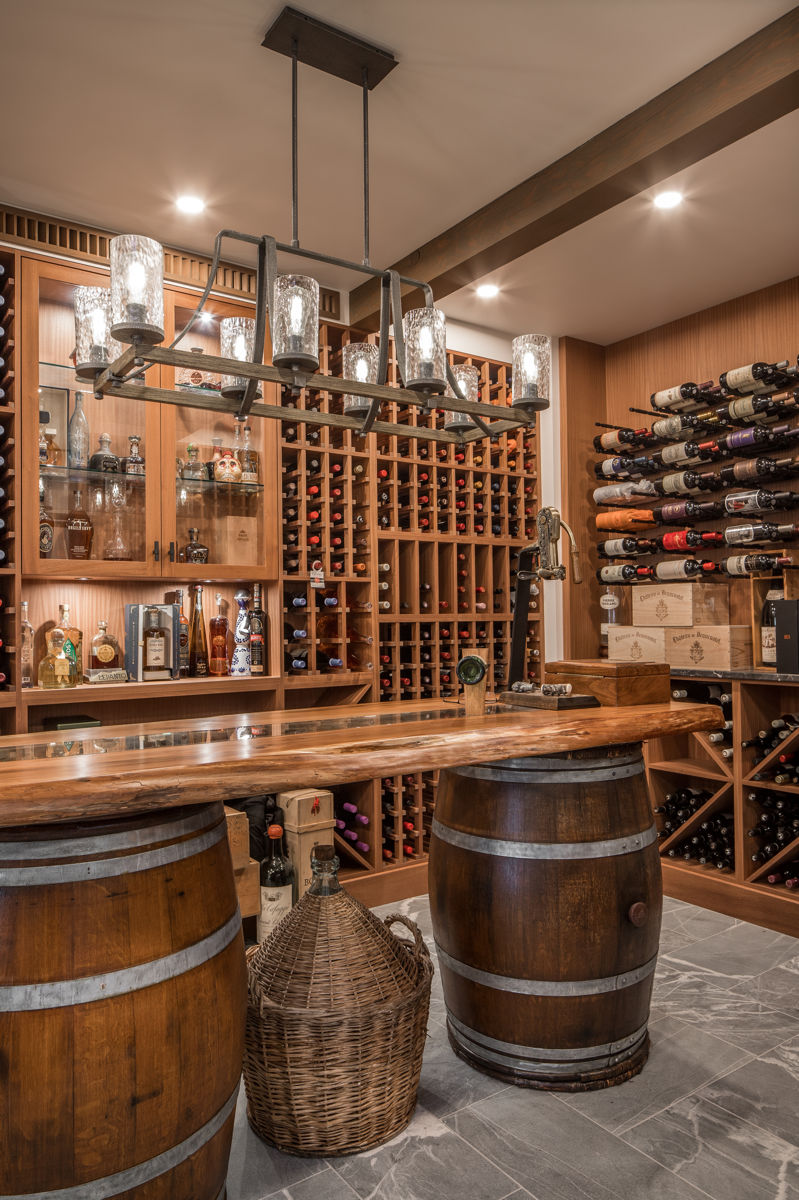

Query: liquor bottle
[184,528,210,564]
[209,593,230,675]
[230,591,251,676]
[58,603,83,679]
[206,437,223,479]
[174,588,190,676]
[141,607,167,677]
[65,489,93,559]
[257,823,296,942]
[250,582,266,675]
[20,600,34,688]
[652,469,719,496]
[39,479,54,558]
[189,584,210,676]
[89,620,123,675]
[38,627,78,689]
[593,481,658,505]
[88,433,120,473]
[122,435,145,476]
[215,445,243,483]
[67,392,90,469]
[103,507,132,561]
[704,554,792,577]
[238,427,261,485]
[318,645,344,671]
[182,444,209,480]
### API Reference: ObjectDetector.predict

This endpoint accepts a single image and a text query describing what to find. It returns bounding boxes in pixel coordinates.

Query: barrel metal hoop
[435,944,658,996]
[0,1083,238,1199]
[448,1014,649,1076]
[0,821,227,887]
[431,818,658,860]
[451,758,644,784]
[0,806,220,862]
[0,909,242,1012]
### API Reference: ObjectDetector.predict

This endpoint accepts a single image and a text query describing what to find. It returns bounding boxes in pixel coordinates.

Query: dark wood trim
[349,9,799,327]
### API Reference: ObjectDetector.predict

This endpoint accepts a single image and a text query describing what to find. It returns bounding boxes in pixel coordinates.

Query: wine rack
[0,250,17,723]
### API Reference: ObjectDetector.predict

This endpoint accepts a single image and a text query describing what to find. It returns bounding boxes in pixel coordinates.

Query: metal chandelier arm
[170,229,262,350]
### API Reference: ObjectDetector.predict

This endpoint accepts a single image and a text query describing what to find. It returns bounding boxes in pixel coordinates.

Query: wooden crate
[606,626,667,664]
[285,825,336,897]
[666,626,752,670]
[224,805,250,872]
[546,656,670,705]
[235,858,260,917]
[632,583,729,628]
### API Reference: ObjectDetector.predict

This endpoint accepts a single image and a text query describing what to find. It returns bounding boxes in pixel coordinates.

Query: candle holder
[220,317,261,400]
[74,286,115,380]
[272,274,320,371]
[512,334,551,413]
[110,234,165,346]
[402,307,446,395]
[342,342,379,416]
[445,364,479,432]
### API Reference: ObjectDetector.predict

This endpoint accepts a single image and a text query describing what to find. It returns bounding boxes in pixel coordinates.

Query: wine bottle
[651,529,723,553]
[657,499,725,524]
[703,554,792,577]
[257,824,296,942]
[650,559,705,581]
[724,522,798,548]
[596,564,651,583]
[724,490,797,515]
[649,380,715,413]
[719,361,793,397]
[592,425,654,453]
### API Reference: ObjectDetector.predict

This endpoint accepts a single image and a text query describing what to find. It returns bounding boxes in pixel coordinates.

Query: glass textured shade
[272,274,319,371]
[342,342,379,416]
[110,234,165,345]
[74,286,115,380]
[512,334,551,413]
[445,364,479,431]
[402,307,446,393]
[220,317,260,399]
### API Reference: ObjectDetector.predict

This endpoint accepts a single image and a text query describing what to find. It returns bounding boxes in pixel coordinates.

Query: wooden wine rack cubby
[0,249,18,725]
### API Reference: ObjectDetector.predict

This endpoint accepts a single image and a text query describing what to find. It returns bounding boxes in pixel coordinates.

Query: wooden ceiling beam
[348,8,799,329]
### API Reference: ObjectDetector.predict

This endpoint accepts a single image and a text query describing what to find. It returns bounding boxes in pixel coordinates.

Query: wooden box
[545,657,671,706]
[607,626,667,664]
[219,516,259,565]
[224,805,251,872]
[285,826,336,897]
[278,787,334,832]
[666,626,752,670]
[234,858,260,918]
[632,582,729,628]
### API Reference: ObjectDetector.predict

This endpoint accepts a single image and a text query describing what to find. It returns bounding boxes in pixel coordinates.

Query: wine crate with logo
[632,582,730,628]
[666,625,752,670]
[607,625,667,663]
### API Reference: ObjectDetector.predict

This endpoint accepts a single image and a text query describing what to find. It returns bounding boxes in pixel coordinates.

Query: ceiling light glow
[176,195,205,214]
[476,283,499,298]
[653,191,683,210]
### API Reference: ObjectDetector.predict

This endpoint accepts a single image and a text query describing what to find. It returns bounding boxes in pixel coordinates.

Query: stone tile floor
[227,895,799,1200]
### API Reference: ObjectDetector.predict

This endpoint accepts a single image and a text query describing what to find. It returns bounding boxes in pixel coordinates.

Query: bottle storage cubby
[0,250,16,719]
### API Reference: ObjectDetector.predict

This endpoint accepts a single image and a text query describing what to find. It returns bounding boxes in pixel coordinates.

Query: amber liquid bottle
[209,592,229,675]
[189,584,210,676]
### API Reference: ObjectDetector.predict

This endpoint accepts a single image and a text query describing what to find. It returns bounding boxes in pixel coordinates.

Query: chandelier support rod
[362,67,370,267]
[291,37,300,249]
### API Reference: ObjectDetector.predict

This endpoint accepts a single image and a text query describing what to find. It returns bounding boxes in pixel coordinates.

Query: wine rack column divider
[0,250,20,733]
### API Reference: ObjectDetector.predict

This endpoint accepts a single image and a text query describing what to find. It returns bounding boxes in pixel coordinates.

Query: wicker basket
[243,861,433,1157]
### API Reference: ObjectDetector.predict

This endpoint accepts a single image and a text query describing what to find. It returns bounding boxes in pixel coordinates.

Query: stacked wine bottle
[0,256,14,694]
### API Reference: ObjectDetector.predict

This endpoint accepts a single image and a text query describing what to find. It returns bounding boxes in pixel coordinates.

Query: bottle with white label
[596,564,651,583]
[142,606,167,677]
[651,559,705,581]
[257,823,296,943]
[599,586,621,654]
[719,361,793,397]
[704,554,792,578]
[761,588,783,666]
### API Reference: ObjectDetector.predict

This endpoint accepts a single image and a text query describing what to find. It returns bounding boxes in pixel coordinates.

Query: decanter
[122,435,145,476]
[230,590,251,676]
[215,447,243,483]
[185,528,209,564]
[88,432,120,473]
[67,391,90,469]
[183,444,209,480]
[38,627,78,689]
[103,507,132,561]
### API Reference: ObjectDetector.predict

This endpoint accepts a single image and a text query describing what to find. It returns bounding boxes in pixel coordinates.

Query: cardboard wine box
[606,626,668,664]
[666,625,752,670]
[632,583,729,628]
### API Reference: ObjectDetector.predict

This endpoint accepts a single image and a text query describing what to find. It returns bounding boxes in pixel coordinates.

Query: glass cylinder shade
[110,234,165,345]
[74,286,115,379]
[220,317,260,399]
[342,342,379,416]
[272,274,319,371]
[402,307,446,393]
[445,364,479,431]
[512,334,551,413]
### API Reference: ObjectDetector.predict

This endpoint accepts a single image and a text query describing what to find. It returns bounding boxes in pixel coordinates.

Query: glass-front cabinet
[22,259,277,580]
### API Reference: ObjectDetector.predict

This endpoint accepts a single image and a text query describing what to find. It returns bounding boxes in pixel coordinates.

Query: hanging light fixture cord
[291,37,300,249]
[362,67,370,267]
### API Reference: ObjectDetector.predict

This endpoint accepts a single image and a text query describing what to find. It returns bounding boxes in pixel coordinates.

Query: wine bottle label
[146,639,166,666]
[724,365,757,391]
[599,566,628,582]
[662,531,690,551]
[725,555,751,576]
[599,592,620,610]
[728,397,757,421]
[652,416,684,440]
[602,539,630,557]
[725,492,767,514]
[660,502,688,521]
[661,442,691,464]
[598,431,623,451]
[727,429,757,451]
[654,561,693,580]
[600,459,623,476]
[257,883,293,941]
[761,626,777,664]
[725,525,756,544]
[662,472,692,494]
[651,386,685,409]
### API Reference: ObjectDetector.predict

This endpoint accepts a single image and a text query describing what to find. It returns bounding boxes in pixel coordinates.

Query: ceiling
[1,0,797,345]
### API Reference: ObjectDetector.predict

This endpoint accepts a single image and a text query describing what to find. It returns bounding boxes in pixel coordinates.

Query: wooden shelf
[648,757,729,781]
[23,675,281,706]
[283,672,373,689]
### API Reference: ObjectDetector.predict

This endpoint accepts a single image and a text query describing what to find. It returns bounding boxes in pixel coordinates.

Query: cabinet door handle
[153,539,160,562]
[169,541,176,562]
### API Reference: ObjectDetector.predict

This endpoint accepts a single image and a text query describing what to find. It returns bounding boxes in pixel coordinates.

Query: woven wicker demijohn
[244,844,433,1157]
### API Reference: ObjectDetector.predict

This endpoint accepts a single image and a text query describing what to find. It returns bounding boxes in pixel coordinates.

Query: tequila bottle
[67,391,90,469]
[239,423,260,484]
[142,607,167,677]
[230,590,251,676]
[38,627,78,689]
[250,582,266,675]
[209,593,230,676]
[123,435,145,476]
[182,444,209,480]
[39,479,54,558]
[205,438,223,480]
[89,620,122,672]
[20,600,34,688]
[58,603,83,680]
[214,447,242,483]
[185,528,209,563]
[88,433,120,473]
[65,489,94,560]
[189,584,210,676]
[174,588,190,676]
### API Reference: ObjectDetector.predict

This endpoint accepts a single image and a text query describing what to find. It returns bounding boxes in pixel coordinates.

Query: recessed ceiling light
[176,195,205,214]
[476,283,499,298]
[653,190,683,210]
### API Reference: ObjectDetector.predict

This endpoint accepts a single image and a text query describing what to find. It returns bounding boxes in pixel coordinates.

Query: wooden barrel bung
[0,802,246,1198]
[429,743,662,1091]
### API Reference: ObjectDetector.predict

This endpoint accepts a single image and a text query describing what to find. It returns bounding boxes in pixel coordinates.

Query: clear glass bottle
[209,593,229,676]
[38,425,48,465]
[65,489,94,560]
[67,391,90,469]
[182,444,209,481]
[103,507,132,561]
[599,585,621,656]
[257,823,297,942]
[88,432,119,473]
[175,587,190,676]
[230,590,251,676]
[58,603,83,680]
[89,620,122,674]
[185,527,209,564]
[20,600,34,688]
[142,606,167,677]
[44,427,63,466]
[38,627,78,689]
[189,584,209,676]
[238,422,260,484]
[123,435,145,476]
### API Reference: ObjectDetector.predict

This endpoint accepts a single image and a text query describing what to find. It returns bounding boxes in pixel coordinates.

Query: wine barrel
[429,743,661,1091]
[0,801,246,1198]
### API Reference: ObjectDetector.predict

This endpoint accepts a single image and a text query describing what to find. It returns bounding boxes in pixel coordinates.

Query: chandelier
[79,8,551,447]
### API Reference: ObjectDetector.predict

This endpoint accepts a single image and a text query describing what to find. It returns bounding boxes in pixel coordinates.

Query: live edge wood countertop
[0,699,720,828]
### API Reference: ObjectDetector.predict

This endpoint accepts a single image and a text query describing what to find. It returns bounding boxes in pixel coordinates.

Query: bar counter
[0,698,720,826]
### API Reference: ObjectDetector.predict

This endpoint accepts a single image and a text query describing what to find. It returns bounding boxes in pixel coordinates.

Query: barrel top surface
[0,699,719,827]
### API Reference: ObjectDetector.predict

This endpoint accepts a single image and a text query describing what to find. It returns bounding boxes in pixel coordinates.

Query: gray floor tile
[662,923,799,987]
[728,957,799,1016]
[649,975,798,1054]
[416,1020,510,1117]
[334,1104,518,1200]
[446,1096,713,1200]
[623,1093,799,1200]
[557,1018,750,1135]
[699,1035,799,1148]
[226,1089,327,1200]
[271,1169,360,1200]
[660,905,738,943]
